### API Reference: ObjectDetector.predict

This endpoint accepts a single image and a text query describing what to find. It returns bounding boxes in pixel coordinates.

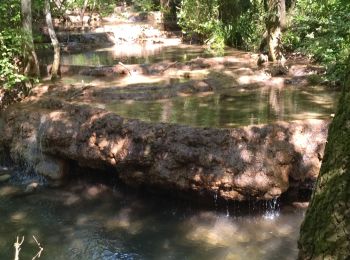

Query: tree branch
[32,236,44,260]
[14,236,24,260]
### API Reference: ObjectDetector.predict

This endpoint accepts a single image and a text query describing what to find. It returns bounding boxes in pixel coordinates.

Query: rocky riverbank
[0,98,328,201]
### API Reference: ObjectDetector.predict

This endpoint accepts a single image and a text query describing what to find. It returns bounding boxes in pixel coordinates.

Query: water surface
[42,44,225,66]
[0,182,304,260]
[107,86,338,128]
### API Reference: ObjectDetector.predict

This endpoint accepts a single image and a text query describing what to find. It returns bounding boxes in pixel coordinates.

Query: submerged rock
[25,182,39,193]
[0,174,11,182]
[0,100,329,201]
[0,166,12,176]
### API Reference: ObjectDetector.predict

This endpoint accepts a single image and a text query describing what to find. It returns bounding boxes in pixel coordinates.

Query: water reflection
[107,86,338,128]
[41,44,222,67]
[0,183,304,260]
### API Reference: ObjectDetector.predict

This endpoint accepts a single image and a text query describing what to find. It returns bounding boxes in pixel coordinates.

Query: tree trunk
[266,0,285,62]
[80,0,89,27]
[21,0,40,77]
[280,0,286,29]
[44,0,60,81]
[298,60,350,259]
[88,0,96,25]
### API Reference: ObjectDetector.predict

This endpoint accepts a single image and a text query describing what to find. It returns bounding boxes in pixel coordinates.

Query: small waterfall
[6,115,51,186]
[263,198,280,220]
[226,201,230,217]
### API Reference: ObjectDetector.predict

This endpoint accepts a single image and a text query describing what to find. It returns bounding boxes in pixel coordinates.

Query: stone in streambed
[25,182,39,193]
[0,174,11,182]
[0,166,12,176]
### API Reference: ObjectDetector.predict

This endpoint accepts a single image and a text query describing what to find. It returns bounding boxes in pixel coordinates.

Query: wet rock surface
[0,100,329,201]
[35,155,68,181]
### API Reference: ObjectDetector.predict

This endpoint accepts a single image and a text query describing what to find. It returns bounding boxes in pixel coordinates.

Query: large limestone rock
[0,100,329,201]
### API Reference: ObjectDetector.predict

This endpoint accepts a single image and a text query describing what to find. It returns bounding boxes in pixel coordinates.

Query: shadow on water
[0,171,306,260]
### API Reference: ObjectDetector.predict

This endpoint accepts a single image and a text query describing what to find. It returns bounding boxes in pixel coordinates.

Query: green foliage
[133,0,158,11]
[221,1,265,51]
[61,0,121,16]
[178,0,266,51]
[0,1,28,90]
[178,0,224,49]
[285,0,350,81]
[0,33,27,89]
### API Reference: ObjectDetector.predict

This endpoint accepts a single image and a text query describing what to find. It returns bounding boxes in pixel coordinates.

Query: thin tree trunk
[266,0,285,62]
[268,26,282,61]
[44,0,61,80]
[260,0,286,53]
[88,0,96,25]
[280,0,286,29]
[80,0,89,27]
[298,59,350,259]
[21,0,40,77]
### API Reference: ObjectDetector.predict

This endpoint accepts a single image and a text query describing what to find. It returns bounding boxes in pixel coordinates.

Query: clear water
[42,44,224,66]
[0,182,304,260]
[106,86,338,128]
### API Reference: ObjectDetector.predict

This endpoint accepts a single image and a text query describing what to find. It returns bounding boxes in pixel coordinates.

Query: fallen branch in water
[14,236,24,260]
[32,236,44,260]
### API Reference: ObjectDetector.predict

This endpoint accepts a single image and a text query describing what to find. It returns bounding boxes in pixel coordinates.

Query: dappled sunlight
[1,0,346,257]
[11,212,27,223]
[104,208,144,235]
[0,165,306,260]
[110,40,181,58]
[181,209,302,259]
[116,74,174,86]
[290,112,333,120]
[64,193,81,206]
[186,217,241,247]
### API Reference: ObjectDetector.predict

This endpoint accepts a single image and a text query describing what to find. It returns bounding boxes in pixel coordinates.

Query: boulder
[0,100,329,201]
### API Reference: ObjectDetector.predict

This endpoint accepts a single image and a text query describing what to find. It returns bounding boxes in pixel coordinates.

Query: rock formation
[0,99,329,201]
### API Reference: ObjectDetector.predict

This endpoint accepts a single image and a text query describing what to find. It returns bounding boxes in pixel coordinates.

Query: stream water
[107,86,338,128]
[41,44,223,66]
[0,181,304,260]
[46,44,338,128]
